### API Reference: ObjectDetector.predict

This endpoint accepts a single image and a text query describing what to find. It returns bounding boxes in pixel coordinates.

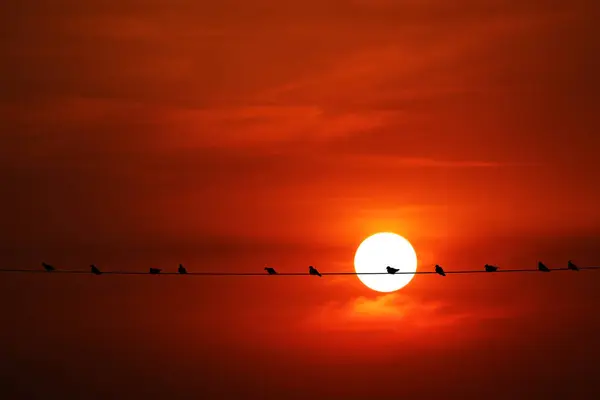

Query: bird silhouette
[90,264,102,275]
[484,264,498,272]
[435,264,446,276]
[149,268,161,275]
[42,262,55,272]
[538,262,551,272]
[264,267,277,275]
[568,260,579,271]
[386,266,399,274]
[178,264,187,274]
[309,266,321,277]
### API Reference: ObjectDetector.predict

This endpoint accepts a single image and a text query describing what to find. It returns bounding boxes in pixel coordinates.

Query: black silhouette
[386,266,399,274]
[484,264,498,272]
[264,267,277,275]
[178,264,187,274]
[2,263,600,277]
[90,264,102,275]
[42,262,55,272]
[435,264,446,276]
[568,260,579,271]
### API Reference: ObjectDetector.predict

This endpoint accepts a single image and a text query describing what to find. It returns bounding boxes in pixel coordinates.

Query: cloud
[2,96,534,171]
[341,154,533,168]
[1,98,390,151]
[305,291,525,336]
[307,293,467,332]
[253,5,572,108]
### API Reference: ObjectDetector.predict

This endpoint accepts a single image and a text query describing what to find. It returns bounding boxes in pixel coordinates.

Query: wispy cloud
[307,293,466,332]
[305,291,525,335]
[343,154,535,168]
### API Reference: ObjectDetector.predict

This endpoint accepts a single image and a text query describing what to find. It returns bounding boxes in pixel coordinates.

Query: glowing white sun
[354,232,418,293]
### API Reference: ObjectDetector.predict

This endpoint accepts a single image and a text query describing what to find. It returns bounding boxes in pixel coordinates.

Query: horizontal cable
[0,267,599,276]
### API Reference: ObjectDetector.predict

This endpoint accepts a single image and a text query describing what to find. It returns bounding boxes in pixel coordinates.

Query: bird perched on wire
[386,266,399,274]
[568,260,579,271]
[309,266,321,277]
[90,264,102,275]
[484,264,498,272]
[42,262,55,272]
[149,268,161,275]
[538,262,550,272]
[178,264,187,274]
[435,264,446,276]
[264,267,277,275]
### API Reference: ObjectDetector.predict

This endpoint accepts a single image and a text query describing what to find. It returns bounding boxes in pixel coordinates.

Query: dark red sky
[2,0,600,398]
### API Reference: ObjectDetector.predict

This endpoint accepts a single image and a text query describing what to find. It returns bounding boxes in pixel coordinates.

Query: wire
[1,267,599,275]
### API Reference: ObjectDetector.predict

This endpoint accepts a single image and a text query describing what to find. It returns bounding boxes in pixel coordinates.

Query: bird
[386,266,399,274]
[435,264,446,276]
[568,260,579,271]
[90,264,102,275]
[149,268,161,275]
[538,262,551,272]
[309,266,321,277]
[264,267,277,275]
[42,262,55,272]
[178,264,187,274]
[484,264,498,272]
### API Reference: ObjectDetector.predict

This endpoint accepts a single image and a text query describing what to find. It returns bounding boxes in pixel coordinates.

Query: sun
[354,232,418,293]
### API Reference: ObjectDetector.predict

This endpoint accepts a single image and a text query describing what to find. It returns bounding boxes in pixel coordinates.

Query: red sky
[2,0,600,398]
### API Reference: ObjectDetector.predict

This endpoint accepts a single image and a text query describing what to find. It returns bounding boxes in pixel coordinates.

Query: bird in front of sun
[386,266,399,274]
[354,232,418,293]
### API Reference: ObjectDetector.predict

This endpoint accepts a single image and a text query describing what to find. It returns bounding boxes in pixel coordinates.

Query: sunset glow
[2,0,600,398]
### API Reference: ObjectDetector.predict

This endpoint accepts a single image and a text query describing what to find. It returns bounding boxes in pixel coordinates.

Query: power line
[1,266,600,276]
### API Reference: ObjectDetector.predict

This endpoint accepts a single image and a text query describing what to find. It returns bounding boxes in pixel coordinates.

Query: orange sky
[2,0,600,398]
